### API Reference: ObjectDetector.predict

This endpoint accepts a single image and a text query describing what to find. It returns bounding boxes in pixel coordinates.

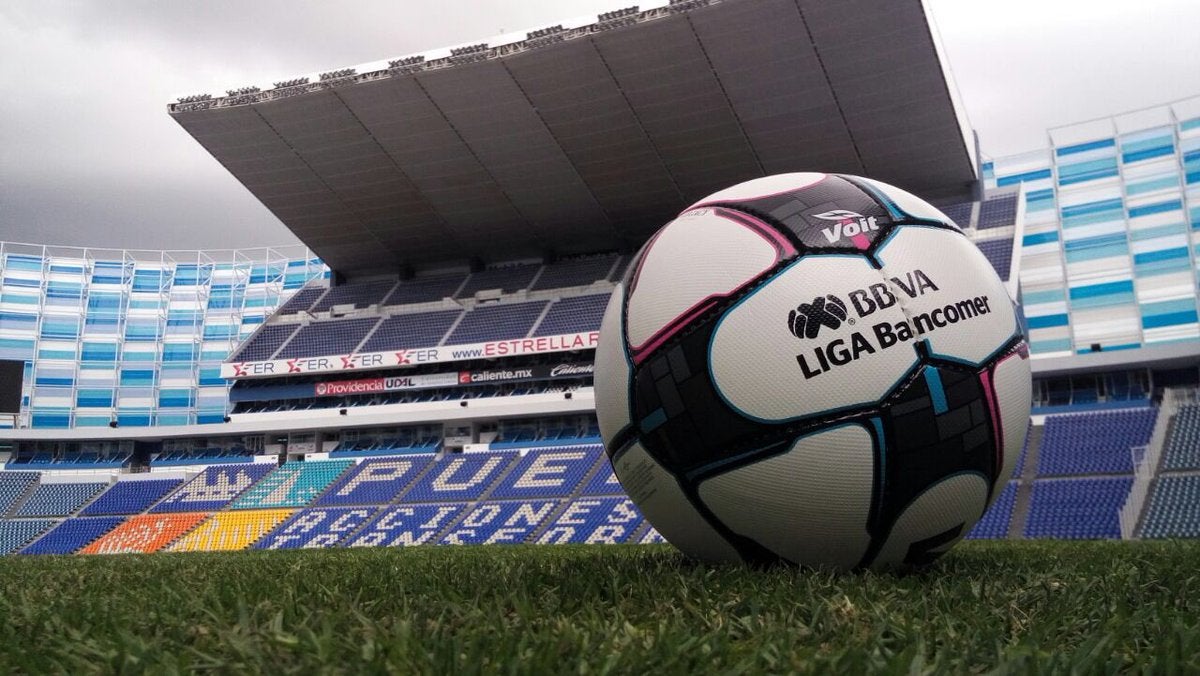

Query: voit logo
[812,209,880,244]
[785,269,995,379]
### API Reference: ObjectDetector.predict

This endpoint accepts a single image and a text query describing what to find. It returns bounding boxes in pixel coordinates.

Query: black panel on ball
[706,175,895,252]
[630,316,779,478]
[863,364,1000,566]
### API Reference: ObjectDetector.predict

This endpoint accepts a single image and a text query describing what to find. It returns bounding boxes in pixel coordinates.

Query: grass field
[2,541,1198,674]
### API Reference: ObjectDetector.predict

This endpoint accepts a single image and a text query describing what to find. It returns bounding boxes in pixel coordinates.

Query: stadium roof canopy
[170,0,977,277]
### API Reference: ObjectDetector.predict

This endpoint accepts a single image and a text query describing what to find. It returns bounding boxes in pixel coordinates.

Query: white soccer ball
[594,173,1031,569]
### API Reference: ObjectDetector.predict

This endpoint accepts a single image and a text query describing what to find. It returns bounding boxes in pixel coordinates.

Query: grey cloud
[1,0,1197,251]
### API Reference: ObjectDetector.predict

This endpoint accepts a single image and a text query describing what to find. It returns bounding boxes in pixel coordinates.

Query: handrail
[1118,388,1183,539]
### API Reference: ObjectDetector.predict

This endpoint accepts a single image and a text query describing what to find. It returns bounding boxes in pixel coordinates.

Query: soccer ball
[594,173,1030,569]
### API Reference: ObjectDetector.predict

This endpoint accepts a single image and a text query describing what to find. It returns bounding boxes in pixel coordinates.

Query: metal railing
[1118,388,1185,539]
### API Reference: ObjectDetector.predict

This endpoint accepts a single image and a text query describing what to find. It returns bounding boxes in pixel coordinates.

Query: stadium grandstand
[0,0,1198,559]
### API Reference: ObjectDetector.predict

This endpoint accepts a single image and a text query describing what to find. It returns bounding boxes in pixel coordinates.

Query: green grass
[1,541,1199,674]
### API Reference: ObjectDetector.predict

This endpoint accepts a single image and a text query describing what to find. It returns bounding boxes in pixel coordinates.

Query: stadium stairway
[967,481,1018,539]
[1125,409,1184,536]
[15,481,108,517]
[1139,474,1200,538]
[436,312,469,347]
[1008,423,1045,538]
[525,302,557,338]
[0,519,56,555]
[1133,402,1200,538]
[1162,404,1200,472]
[0,473,41,518]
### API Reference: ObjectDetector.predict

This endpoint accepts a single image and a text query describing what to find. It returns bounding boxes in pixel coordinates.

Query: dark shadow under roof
[171,0,976,277]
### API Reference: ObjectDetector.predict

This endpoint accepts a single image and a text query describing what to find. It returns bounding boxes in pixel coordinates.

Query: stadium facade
[4,98,1196,429]
[0,0,1197,555]
[0,243,326,429]
[985,96,1200,361]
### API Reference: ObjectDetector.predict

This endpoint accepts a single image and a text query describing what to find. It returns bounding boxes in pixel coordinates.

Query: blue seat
[1023,477,1131,539]
[81,479,183,515]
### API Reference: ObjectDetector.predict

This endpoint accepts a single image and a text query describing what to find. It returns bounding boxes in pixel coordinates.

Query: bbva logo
[787,269,940,340]
[787,295,848,339]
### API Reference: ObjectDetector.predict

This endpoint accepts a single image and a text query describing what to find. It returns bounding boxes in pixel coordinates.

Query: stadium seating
[276,317,380,359]
[639,527,667,544]
[441,500,559,545]
[0,519,55,555]
[311,280,396,313]
[1139,475,1200,538]
[21,516,125,554]
[154,447,254,465]
[535,497,644,544]
[1162,404,1200,471]
[1011,423,1032,478]
[493,422,601,447]
[230,460,352,509]
[578,460,624,496]
[80,478,183,515]
[15,482,106,517]
[234,278,617,362]
[0,472,39,514]
[1023,476,1131,539]
[1036,409,1154,476]
[7,451,131,469]
[168,509,294,552]
[488,447,602,499]
[445,301,548,344]
[400,452,519,503]
[609,256,632,281]
[966,481,1018,539]
[457,265,541,298]
[152,463,275,512]
[316,456,433,506]
[537,499,648,547]
[1,404,1191,557]
[234,324,298,361]
[382,274,467,305]
[976,238,1014,281]
[530,256,618,291]
[81,512,209,554]
[938,202,974,228]
[276,285,326,315]
[328,437,440,458]
[533,294,610,336]
[357,309,463,353]
[977,194,1018,229]
[345,503,467,547]
[254,506,380,549]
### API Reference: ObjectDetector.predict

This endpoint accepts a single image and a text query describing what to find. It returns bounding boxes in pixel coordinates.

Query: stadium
[1,0,1199,670]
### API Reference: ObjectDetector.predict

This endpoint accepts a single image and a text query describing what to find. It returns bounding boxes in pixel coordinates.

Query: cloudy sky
[1,0,1197,251]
